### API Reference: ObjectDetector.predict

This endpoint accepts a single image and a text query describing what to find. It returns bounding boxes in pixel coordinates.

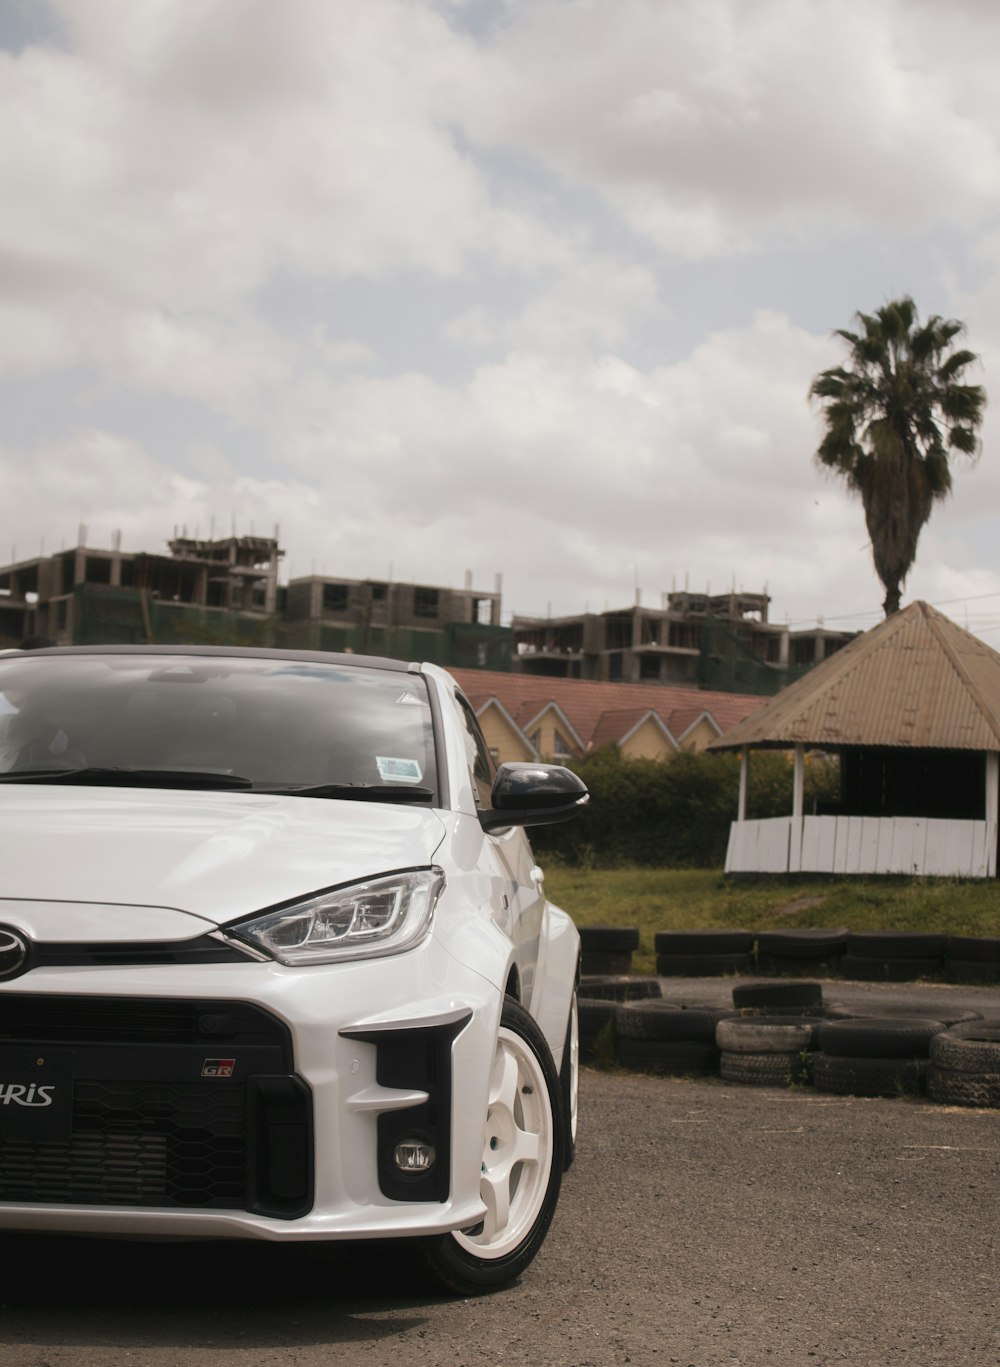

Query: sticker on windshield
[395,692,423,706]
[376,756,424,784]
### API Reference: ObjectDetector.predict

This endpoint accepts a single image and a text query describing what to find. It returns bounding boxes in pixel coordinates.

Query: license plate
[0,1047,75,1142]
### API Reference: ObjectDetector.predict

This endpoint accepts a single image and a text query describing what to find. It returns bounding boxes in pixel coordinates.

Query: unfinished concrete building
[512,590,853,688]
[0,535,283,646]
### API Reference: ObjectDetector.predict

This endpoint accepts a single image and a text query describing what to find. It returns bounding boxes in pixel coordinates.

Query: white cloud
[463,0,1000,255]
[3,0,1000,646]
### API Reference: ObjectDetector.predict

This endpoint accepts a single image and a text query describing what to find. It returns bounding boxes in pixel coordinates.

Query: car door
[455,696,545,1006]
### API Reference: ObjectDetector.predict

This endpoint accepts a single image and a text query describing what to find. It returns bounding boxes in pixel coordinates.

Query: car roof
[0,644,422,673]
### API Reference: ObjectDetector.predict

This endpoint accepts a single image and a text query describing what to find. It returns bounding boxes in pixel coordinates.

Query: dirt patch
[768,896,827,918]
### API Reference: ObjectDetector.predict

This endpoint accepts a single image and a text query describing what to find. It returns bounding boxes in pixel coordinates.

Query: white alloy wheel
[453,1022,554,1260]
[423,997,564,1293]
[560,991,579,1161]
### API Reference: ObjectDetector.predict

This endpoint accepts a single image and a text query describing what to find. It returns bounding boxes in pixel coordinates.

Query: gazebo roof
[710,601,1000,753]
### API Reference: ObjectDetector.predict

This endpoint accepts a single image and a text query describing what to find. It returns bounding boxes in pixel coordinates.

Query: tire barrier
[720,1050,813,1086]
[575,922,1000,1106]
[654,930,755,978]
[841,931,946,983]
[944,936,1000,984]
[812,1052,926,1097]
[756,928,847,977]
[926,1021,1000,1106]
[732,980,825,1011]
[716,1016,824,1053]
[579,925,640,979]
[615,1000,735,1043]
[576,926,1000,986]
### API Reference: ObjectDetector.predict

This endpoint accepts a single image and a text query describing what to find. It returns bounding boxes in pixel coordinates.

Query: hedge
[528,747,838,868]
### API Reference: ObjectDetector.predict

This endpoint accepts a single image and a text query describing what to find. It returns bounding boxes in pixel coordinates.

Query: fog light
[394,1139,436,1172]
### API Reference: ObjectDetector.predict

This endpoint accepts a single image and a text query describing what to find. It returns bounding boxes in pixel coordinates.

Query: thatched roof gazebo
[709,601,1000,877]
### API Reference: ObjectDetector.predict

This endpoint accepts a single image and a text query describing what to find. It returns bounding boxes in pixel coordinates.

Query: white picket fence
[724,814,996,878]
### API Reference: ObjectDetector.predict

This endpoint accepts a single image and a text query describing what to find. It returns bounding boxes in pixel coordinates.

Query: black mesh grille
[0,997,311,1216]
[0,995,290,1046]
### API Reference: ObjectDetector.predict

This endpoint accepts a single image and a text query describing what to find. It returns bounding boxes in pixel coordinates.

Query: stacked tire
[717,1015,822,1087]
[731,980,825,1015]
[841,932,946,982]
[812,1017,945,1096]
[756,928,847,977]
[943,936,1000,985]
[614,1000,734,1077]
[655,930,754,977]
[579,925,639,976]
[578,975,661,1064]
[927,1021,1000,1108]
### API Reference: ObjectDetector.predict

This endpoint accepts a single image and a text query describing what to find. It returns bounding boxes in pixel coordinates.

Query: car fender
[529,901,580,1069]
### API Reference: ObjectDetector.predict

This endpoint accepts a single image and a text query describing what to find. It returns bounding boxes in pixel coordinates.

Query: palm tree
[809,296,986,615]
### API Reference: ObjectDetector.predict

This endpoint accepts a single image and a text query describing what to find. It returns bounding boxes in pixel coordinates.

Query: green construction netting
[69,586,512,670]
[696,612,812,696]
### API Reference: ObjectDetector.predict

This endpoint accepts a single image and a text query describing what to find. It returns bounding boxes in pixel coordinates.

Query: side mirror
[479,762,589,833]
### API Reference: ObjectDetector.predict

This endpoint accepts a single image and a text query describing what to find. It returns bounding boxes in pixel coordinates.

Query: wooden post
[987,751,999,878]
[790,744,805,873]
[738,746,748,822]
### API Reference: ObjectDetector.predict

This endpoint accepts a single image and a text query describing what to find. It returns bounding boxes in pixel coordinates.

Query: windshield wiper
[265,782,435,803]
[0,767,254,790]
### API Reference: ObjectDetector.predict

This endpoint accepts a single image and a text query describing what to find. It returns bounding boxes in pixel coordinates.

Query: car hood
[0,786,448,930]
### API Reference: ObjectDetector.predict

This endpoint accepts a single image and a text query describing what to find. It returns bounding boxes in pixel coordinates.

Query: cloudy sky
[3,0,1000,638]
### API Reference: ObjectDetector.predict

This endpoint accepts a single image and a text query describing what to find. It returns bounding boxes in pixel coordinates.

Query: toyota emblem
[0,929,28,978]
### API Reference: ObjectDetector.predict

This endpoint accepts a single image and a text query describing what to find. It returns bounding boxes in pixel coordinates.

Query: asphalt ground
[0,975,997,1367]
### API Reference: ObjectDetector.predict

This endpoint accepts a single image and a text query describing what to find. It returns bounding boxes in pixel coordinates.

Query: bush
[529,747,838,868]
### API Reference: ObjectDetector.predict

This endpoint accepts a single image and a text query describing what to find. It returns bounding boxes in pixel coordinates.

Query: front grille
[0,996,312,1217]
[0,995,288,1046]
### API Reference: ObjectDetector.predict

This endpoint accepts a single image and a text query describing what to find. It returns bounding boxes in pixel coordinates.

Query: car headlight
[228,867,445,965]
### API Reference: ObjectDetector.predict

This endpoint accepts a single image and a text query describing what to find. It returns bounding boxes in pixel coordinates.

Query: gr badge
[201,1059,236,1078]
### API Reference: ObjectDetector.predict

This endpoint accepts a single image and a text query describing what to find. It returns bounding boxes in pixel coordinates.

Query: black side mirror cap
[479,762,589,832]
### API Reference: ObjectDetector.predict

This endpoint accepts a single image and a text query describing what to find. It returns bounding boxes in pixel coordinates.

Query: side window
[456,695,495,810]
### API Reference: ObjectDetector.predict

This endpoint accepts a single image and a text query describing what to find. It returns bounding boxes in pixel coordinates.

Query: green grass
[542,864,1000,976]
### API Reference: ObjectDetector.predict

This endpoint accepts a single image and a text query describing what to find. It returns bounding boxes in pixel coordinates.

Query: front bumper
[0,936,502,1242]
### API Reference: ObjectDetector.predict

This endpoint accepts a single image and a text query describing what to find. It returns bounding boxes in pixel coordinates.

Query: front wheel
[423,997,564,1294]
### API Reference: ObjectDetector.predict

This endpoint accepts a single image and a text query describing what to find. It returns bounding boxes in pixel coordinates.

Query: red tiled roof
[588,708,664,750]
[450,668,764,750]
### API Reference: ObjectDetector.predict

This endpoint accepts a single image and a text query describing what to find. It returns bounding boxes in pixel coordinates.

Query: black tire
[844,931,946,959]
[832,1002,981,1027]
[559,992,579,1170]
[616,1037,719,1076]
[840,954,943,982]
[926,1065,1000,1108]
[716,1016,824,1054]
[578,925,640,953]
[656,952,755,976]
[614,1000,734,1043]
[756,929,847,958]
[422,998,564,1294]
[578,998,616,1065]
[945,935,1000,963]
[720,1050,812,1087]
[732,980,824,1010]
[817,1017,945,1059]
[581,950,633,976]
[579,974,662,1002]
[654,930,754,954]
[930,1023,1000,1073]
[812,1052,925,1097]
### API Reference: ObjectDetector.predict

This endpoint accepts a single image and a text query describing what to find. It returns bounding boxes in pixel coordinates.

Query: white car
[0,645,586,1293]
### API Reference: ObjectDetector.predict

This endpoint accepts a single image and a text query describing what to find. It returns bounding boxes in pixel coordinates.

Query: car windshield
[0,653,437,800]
